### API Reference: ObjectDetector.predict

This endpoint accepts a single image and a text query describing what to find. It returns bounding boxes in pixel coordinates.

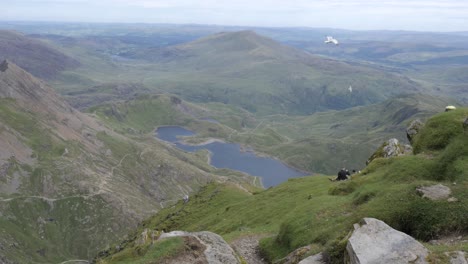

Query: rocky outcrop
[366,138,412,165]
[406,119,424,143]
[416,184,452,201]
[159,231,241,264]
[346,218,429,264]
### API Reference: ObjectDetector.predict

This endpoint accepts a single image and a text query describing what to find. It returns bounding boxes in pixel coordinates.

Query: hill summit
[128,30,422,115]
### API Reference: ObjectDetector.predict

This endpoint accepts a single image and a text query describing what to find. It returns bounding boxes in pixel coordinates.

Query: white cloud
[2,0,468,31]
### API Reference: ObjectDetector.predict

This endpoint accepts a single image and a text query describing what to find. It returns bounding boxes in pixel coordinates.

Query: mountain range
[0,24,466,263]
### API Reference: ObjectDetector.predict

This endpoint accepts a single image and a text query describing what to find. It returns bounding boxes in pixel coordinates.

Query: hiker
[336,168,349,181]
[183,195,189,204]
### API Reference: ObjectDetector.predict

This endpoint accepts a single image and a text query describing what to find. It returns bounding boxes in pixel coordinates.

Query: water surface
[156,126,308,187]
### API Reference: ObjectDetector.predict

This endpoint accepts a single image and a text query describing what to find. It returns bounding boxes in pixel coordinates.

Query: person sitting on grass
[330,168,350,181]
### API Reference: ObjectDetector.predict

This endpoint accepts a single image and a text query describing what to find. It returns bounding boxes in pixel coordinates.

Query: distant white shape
[349,86,353,93]
[325,36,339,45]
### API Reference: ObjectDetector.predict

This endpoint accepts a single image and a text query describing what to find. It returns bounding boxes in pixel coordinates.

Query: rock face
[406,119,424,143]
[346,218,429,264]
[159,231,241,264]
[366,138,412,165]
[416,184,452,201]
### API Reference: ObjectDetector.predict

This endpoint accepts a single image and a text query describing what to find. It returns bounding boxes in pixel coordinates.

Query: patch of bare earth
[161,236,207,264]
[231,235,267,264]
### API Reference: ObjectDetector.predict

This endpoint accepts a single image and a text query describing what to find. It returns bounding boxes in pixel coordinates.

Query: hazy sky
[2,0,467,32]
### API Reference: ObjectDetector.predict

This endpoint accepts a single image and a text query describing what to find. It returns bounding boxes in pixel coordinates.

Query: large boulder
[346,218,429,264]
[158,231,241,264]
[416,184,452,201]
[406,119,425,143]
[366,138,412,165]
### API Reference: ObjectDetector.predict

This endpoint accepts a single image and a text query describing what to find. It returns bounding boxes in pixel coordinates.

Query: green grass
[97,110,468,263]
[413,108,468,153]
[99,237,185,264]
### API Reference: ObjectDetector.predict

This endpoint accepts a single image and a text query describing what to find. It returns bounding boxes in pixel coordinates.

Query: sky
[1,0,468,32]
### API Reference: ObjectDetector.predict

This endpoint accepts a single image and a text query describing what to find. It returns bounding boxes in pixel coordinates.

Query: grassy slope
[96,108,468,263]
[90,93,454,176]
[0,97,257,263]
[0,99,123,262]
[47,30,423,116]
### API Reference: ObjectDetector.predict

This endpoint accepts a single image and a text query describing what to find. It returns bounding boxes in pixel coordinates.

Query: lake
[156,126,308,188]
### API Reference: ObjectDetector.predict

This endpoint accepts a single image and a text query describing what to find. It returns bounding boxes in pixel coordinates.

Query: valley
[0,21,466,263]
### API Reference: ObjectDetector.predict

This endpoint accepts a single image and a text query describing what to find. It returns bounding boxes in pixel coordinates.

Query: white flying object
[325,36,339,45]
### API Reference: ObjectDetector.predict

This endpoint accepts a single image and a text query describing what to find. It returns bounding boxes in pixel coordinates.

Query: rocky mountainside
[0,30,80,79]
[0,61,254,263]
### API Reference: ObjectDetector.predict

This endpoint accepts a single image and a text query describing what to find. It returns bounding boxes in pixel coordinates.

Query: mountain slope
[0,61,254,263]
[0,30,80,79]
[132,30,422,115]
[96,108,468,264]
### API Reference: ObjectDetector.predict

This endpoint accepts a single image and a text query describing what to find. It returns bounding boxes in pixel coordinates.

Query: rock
[416,184,452,200]
[406,119,424,143]
[274,245,312,264]
[448,197,459,202]
[366,138,412,165]
[346,218,429,264]
[136,228,156,245]
[158,230,241,264]
[447,251,467,264]
[298,252,328,264]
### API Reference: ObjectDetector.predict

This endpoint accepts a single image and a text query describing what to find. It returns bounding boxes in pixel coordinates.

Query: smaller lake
[156,126,308,188]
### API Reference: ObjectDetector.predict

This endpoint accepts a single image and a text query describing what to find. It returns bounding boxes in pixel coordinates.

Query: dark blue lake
[156,126,308,188]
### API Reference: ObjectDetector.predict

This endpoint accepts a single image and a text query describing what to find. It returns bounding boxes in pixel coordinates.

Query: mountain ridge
[126,30,423,115]
[0,30,80,79]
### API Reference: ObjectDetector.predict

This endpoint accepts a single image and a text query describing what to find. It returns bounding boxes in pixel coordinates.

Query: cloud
[2,0,468,31]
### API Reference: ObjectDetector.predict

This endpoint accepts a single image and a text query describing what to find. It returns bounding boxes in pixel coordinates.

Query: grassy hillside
[96,108,468,263]
[43,30,424,116]
[90,92,454,175]
[0,63,257,263]
[131,31,422,115]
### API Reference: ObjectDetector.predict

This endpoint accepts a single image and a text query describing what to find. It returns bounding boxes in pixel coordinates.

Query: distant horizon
[2,1,468,32]
[1,19,468,34]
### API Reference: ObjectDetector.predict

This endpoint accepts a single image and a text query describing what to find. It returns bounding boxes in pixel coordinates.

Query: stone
[416,184,452,200]
[274,245,312,264]
[406,119,424,143]
[366,138,412,165]
[158,230,241,264]
[448,251,467,264]
[298,252,327,264]
[346,218,429,264]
